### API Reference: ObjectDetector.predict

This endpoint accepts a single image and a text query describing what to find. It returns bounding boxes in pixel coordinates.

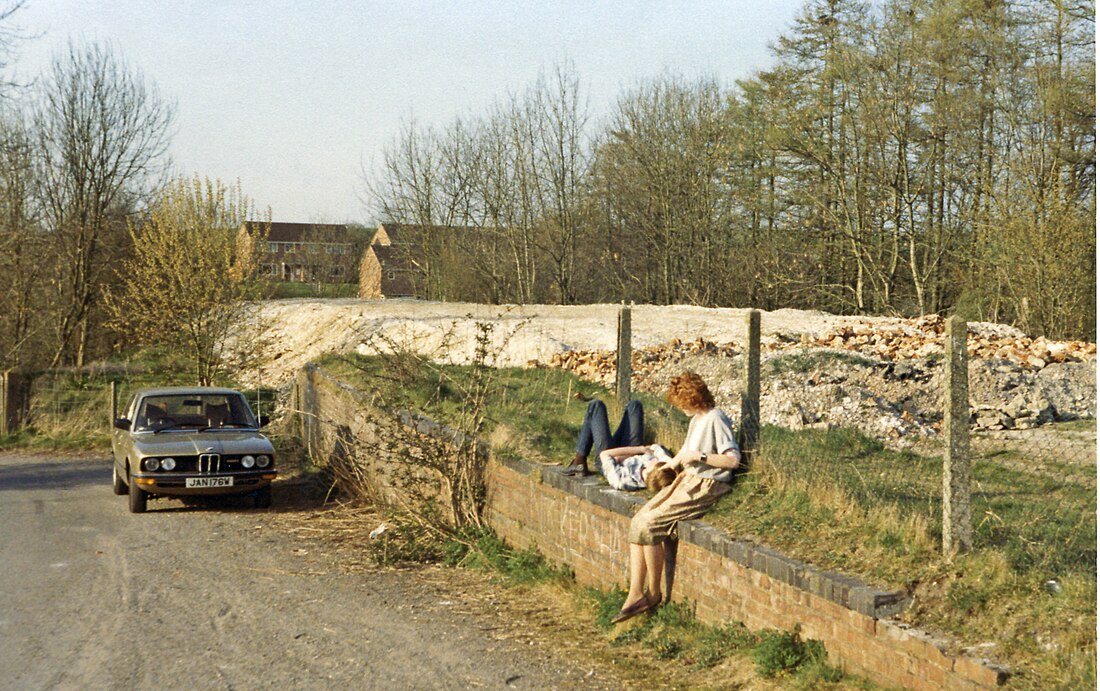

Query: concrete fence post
[615,305,632,401]
[943,315,972,553]
[740,310,761,456]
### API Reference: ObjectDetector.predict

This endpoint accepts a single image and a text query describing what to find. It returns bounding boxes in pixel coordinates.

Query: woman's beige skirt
[628,471,731,545]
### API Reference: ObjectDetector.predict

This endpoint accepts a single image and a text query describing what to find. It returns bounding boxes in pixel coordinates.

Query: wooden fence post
[615,305,632,401]
[110,381,118,423]
[1,370,7,435]
[943,315,972,553]
[1,370,31,435]
[740,310,761,456]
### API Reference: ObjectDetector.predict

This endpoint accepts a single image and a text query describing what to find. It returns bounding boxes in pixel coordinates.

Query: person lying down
[597,444,678,492]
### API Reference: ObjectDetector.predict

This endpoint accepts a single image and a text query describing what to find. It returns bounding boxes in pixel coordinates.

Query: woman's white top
[681,408,739,483]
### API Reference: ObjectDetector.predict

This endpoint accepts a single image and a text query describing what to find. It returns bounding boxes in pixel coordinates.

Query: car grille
[160,455,250,472]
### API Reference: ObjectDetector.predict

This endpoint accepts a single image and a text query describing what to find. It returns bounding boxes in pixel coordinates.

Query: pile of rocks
[810,315,1096,369]
[540,316,1096,447]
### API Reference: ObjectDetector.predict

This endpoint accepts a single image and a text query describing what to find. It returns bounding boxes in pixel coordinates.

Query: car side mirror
[258,415,270,428]
[113,417,131,430]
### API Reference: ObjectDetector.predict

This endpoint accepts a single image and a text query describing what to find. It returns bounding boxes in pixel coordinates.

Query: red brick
[954,656,1008,688]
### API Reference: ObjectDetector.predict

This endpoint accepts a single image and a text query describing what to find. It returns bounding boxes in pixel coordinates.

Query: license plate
[186,477,234,488]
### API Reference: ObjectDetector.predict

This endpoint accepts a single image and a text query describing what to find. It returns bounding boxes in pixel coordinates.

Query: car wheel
[128,468,147,513]
[112,464,128,495]
[254,485,272,509]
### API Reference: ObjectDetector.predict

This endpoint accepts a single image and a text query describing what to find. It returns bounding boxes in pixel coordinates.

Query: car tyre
[254,485,272,509]
[112,464,128,496]
[128,468,147,513]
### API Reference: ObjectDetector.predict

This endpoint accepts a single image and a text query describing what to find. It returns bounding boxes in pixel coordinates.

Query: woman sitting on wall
[611,371,741,623]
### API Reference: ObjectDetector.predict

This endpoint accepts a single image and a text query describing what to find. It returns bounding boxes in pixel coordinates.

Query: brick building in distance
[359,222,427,298]
[238,222,360,284]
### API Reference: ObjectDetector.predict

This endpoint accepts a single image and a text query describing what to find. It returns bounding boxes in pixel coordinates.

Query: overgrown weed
[766,349,879,375]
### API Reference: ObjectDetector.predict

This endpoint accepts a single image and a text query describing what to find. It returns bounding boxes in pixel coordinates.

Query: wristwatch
[700,452,708,465]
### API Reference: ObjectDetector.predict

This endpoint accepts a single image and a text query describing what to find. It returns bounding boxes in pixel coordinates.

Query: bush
[753,628,817,678]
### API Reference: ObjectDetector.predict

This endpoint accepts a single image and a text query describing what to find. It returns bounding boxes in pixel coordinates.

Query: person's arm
[598,446,650,464]
[685,448,741,470]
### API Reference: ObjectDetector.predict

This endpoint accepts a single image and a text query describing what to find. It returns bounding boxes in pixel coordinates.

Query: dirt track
[0,452,627,690]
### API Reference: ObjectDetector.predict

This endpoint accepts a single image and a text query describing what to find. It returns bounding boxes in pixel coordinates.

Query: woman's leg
[643,543,665,602]
[625,543,647,605]
[614,541,663,622]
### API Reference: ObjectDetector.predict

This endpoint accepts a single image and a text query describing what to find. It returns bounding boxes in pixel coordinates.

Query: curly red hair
[666,371,715,412]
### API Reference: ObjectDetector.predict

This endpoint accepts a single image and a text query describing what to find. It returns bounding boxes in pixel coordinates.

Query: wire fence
[7,318,1096,576]
[17,368,279,441]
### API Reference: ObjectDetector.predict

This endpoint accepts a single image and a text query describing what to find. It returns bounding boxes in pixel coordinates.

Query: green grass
[267,282,358,299]
[1051,418,1098,433]
[706,424,1096,689]
[444,529,573,585]
[584,586,851,685]
[317,352,689,464]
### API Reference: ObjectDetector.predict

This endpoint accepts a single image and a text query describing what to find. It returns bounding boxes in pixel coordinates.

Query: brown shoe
[611,594,658,624]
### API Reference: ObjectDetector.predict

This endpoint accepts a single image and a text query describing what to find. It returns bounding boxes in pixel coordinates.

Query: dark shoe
[561,463,590,477]
[611,594,657,624]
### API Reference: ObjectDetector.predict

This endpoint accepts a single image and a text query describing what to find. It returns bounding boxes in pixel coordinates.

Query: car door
[112,394,139,467]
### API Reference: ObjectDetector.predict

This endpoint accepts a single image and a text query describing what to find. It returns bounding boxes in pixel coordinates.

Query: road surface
[0,452,620,690]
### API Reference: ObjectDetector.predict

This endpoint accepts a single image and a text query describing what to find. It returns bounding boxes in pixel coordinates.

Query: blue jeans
[575,399,644,460]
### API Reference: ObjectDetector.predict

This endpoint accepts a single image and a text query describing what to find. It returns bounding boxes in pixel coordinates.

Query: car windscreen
[135,394,257,431]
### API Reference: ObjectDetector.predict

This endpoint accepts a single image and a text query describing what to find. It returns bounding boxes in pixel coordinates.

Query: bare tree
[34,40,175,367]
[0,115,43,369]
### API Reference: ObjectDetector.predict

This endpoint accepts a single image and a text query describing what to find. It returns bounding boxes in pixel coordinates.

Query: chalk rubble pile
[538,315,1096,442]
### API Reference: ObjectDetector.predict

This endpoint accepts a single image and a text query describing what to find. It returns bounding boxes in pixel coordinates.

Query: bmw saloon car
[111,387,277,513]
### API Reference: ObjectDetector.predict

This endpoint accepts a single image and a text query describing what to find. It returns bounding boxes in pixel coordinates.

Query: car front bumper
[131,470,277,497]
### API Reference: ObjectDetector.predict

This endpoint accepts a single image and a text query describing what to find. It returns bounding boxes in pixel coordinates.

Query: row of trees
[0,10,269,379]
[0,35,176,371]
[367,0,1095,340]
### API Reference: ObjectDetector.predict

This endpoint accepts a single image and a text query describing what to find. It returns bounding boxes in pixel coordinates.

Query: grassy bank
[321,352,1095,690]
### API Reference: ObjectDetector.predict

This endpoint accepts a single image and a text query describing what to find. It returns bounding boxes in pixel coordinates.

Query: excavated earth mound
[241,299,1095,465]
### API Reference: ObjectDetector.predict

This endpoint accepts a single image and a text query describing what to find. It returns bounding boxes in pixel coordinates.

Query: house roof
[376,222,471,246]
[243,221,349,243]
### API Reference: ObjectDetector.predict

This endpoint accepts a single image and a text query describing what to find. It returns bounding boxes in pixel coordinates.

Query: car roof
[135,387,246,398]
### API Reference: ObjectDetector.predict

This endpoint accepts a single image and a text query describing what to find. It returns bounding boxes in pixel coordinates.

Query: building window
[267,242,278,252]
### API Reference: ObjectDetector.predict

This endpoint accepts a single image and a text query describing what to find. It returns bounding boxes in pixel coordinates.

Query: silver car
[111,387,277,513]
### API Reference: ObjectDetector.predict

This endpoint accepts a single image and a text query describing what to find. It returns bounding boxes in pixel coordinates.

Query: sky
[12,1,807,224]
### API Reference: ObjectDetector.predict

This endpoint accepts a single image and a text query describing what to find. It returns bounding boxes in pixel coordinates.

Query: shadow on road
[0,459,109,492]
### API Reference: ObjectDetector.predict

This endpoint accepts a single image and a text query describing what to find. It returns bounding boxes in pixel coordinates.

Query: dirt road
[0,452,623,690]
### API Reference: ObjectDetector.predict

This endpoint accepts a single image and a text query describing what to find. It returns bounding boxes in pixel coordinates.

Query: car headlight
[161,457,176,471]
[142,457,161,472]
[241,455,255,469]
[256,455,271,469]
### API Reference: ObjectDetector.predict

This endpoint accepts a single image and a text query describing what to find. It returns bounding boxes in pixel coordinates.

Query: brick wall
[296,365,1009,690]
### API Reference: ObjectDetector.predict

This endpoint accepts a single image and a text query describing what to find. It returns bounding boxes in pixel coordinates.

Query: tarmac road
[0,452,617,690]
